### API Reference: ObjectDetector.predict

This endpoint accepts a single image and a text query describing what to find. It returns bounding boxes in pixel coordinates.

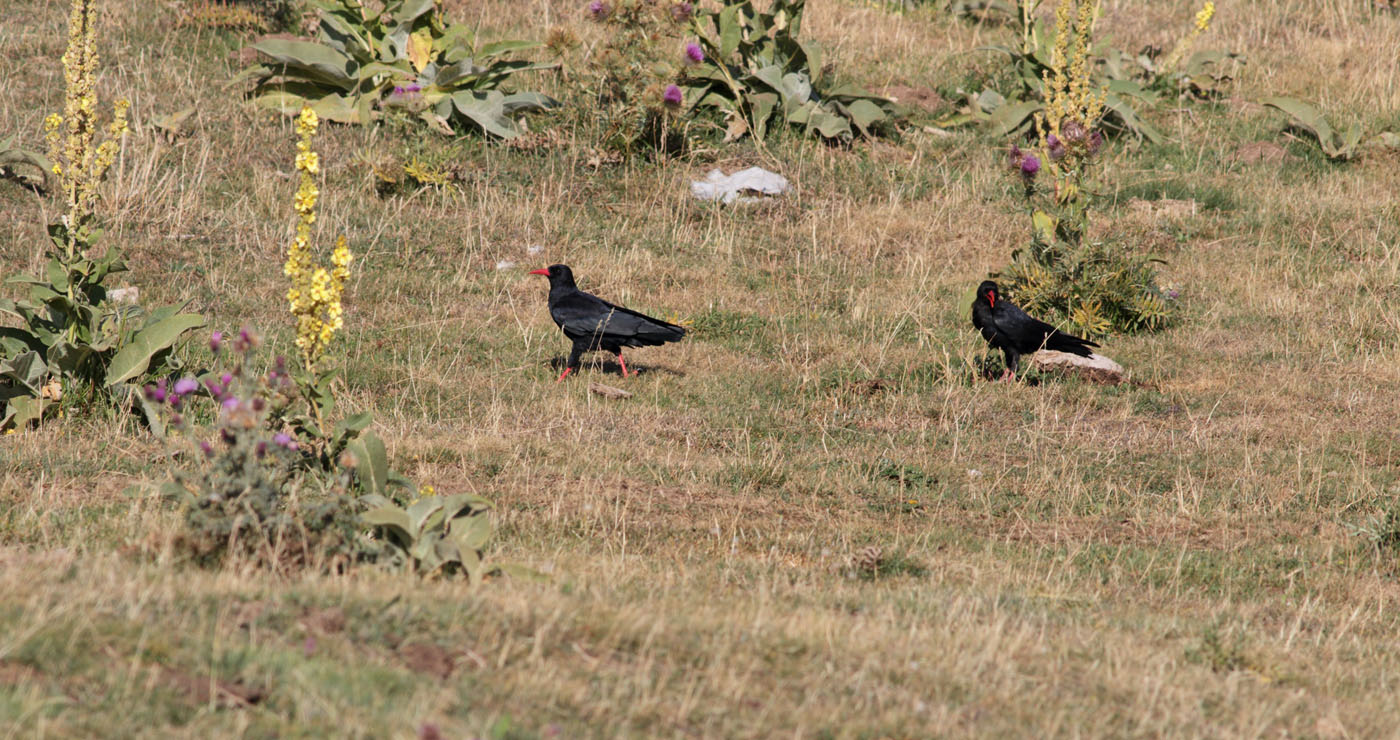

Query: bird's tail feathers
[1045,331,1098,356]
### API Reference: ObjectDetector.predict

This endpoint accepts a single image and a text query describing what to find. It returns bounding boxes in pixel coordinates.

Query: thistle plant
[994,0,1170,336]
[150,328,494,579]
[1,0,202,430]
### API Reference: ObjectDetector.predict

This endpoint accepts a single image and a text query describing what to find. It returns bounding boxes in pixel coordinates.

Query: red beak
[528,268,549,276]
[987,292,995,308]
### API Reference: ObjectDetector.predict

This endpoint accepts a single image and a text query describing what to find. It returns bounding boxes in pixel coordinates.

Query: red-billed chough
[971,280,1098,379]
[529,264,686,381]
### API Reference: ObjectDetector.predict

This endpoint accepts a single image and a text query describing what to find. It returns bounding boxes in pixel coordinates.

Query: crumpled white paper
[689,166,790,204]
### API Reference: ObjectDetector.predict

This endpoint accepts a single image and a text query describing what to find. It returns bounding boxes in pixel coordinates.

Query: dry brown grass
[3,0,1400,736]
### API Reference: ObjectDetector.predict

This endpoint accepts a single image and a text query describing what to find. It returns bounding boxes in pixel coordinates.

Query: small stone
[588,383,632,399]
[1030,350,1126,385]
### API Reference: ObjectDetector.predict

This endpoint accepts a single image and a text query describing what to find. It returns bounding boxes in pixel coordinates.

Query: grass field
[3,0,1400,737]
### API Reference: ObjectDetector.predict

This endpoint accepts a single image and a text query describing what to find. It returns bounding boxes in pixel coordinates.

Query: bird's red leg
[555,367,573,383]
[617,353,630,378]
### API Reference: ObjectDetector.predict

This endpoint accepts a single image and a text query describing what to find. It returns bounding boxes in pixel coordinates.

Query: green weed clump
[152,111,493,580]
[580,0,900,157]
[1,0,202,431]
[237,0,557,138]
[995,0,1171,337]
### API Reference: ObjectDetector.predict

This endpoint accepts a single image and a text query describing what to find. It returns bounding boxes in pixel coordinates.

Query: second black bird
[529,264,686,381]
[971,280,1098,379]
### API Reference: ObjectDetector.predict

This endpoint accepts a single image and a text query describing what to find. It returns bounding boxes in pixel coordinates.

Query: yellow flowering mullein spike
[1164,1,1215,73]
[284,107,352,370]
[1195,1,1215,32]
[46,0,129,257]
[1036,0,1105,187]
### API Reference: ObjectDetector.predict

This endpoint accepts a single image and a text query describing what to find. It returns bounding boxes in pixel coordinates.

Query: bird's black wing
[995,301,1098,356]
[553,291,685,347]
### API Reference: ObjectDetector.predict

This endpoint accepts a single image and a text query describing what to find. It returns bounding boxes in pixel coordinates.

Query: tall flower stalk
[1161,1,1216,74]
[996,0,1169,336]
[284,107,352,373]
[42,0,129,304]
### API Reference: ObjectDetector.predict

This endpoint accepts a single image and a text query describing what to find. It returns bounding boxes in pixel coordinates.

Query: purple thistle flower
[663,84,683,107]
[204,380,223,398]
[251,397,266,412]
[173,377,198,396]
[273,432,293,448]
[200,441,214,457]
[1166,288,1179,300]
[221,397,241,412]
[1087,130,1104,155]
[1047,134,1065,160]
[255,441,268,458]
[209,331,222,354]
[587,0,609,20]
[220,373,233,386]
[1008,143,1024,170]
[684,42,704,64]
[671,1,693,21]
[1020,154,1040,177]
[144,384,166,403]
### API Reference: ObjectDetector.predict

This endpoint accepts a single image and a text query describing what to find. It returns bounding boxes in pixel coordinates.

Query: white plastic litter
[690,167,790,204]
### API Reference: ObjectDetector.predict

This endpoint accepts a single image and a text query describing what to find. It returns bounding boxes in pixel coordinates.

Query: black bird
[971,280,1098,379]
[528,264,686,381]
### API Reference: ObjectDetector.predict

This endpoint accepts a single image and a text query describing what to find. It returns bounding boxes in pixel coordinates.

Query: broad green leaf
[450,90,518,138]
[333,410,373,442]
[451,512,491,551]
[500,92,558,113]
[396,0,437,23]
[6,395,46,429]
[718,4,741,60]
[310,93,363,124]
[349,431,389,495]
[845,99,887,136]
[435,59,484,87]
[362,505,414,541]
[105,313,204,386]
[1103,93,1164,143]
[749,92,779,140]
[48,341,96,377]
[1260,96,1336,149]
[808,108,851,140]
[252,39,357,90]
[987,100,1041,137]
[0,351,46,393]
[406,496,445,536]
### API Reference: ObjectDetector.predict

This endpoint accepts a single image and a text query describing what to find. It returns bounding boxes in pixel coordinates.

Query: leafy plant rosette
[236,0,558,138]
[151,329,495,579]
[682,0,899,143]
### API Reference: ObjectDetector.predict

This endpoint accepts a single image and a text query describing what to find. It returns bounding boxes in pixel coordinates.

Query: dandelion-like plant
[284,107,352,372]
